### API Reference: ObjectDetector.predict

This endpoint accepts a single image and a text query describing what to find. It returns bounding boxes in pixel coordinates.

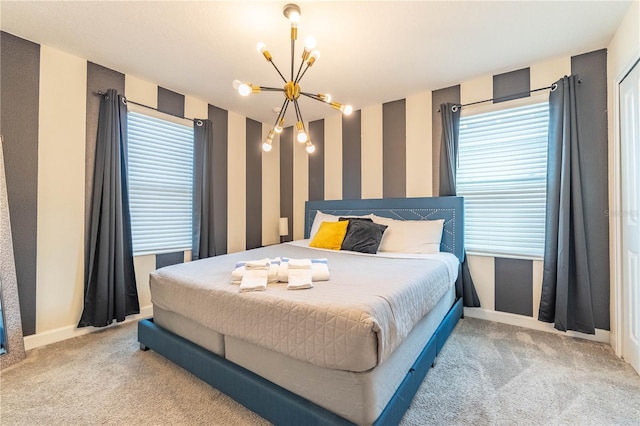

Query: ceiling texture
[0,1,633,124]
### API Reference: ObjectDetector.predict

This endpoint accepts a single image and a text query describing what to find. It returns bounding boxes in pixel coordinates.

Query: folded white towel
[287,268,313,290]
[277,258,330,283]
[239,269,268,292]
[232,258,280,284]
[245,258,270,270]
[231,257,280,284]
[288,258,312,269]
[231,267,278,284]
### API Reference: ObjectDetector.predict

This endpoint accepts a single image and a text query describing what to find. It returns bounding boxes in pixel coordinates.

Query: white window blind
[127,111,194,256]
[457,102,549,258]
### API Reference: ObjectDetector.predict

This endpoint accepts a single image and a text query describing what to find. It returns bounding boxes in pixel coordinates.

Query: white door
[621,59,640,375]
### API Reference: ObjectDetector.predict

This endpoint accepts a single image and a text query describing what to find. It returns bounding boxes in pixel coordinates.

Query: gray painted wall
[0,32,40,336]
[280,127,294,241]
[495,258,533,316]
[245,118,262,249]
[157,86,185,118]
[382,99,407,198]
[493,68,531,103]
[308,120,325,202]
[156,252,184,269]
[342,111,362,200]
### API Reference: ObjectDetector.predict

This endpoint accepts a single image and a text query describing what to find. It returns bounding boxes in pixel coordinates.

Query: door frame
[611,51,640,356]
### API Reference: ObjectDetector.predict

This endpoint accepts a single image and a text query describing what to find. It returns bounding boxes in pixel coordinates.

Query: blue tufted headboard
[304,196,464,262]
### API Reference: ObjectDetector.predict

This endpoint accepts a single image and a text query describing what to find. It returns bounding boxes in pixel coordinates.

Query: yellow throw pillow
[309,220,349,250]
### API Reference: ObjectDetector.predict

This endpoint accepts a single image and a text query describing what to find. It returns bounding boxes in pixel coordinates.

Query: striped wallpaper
[0,29,610,345]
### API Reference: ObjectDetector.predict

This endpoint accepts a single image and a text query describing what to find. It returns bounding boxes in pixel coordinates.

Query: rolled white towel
[277,258,330,282]
[310,259,330,281]
[231,266,244,284]
[267,259,280,282]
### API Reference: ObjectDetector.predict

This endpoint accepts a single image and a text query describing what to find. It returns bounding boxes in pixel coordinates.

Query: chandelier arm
[268,60,288,84]
[280,98,291,119]
[296,63,311,84]
[294,57,306,83]
[290,39,295,81]
[293,99,306,129]
[273,98,289,127]
[259,86,286,92]
[293,98,301,122]
[300,92,322,101]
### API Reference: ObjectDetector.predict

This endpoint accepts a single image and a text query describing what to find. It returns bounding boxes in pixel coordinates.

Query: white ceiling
[0,1,632,124]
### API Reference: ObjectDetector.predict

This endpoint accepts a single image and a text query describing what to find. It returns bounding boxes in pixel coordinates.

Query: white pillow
[372,215,445,254]
[308,211,373,240]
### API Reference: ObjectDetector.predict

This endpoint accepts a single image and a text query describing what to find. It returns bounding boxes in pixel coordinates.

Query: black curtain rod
[437,82,568,113]
[95,91,198,123]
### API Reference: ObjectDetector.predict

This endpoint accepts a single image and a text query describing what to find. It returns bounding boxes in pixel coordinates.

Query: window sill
[466,251,544,262]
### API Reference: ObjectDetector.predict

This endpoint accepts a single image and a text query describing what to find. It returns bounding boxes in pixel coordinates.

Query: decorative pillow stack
[307,211,445,255]
[309,212,386,253]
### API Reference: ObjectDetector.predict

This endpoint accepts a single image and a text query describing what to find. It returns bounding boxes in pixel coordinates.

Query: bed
[138,196,464,425]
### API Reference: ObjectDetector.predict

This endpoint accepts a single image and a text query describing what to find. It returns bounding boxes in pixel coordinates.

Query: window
[457,101,549,258]
[127,110,194,255]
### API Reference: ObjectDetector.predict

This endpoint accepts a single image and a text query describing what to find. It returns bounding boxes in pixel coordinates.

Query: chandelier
[233,3,352,154]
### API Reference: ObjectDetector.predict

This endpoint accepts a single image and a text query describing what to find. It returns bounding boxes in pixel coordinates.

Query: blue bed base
[138,298,462,426]
[138,196,465,425]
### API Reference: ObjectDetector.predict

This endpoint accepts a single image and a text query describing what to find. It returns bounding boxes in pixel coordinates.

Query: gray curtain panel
[439,103,481,308]
[79,89,139,328]
[192,119,216,260]
[538,76,595,334]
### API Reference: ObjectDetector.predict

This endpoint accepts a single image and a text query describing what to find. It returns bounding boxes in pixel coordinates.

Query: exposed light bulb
[324,94,332,103]
[305,141,315,153]
[256,42,272,61]
[304,36,317,50]
[274,118,284,133]
[238,83,252,96]
[262,142,273,152]
[297,129,308,143]
[341,105,353,115]
[288,11,300,23]
[307,50,320,66]
[232,79,242,90]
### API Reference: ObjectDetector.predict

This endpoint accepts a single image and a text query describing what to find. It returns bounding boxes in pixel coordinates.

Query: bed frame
[138,196,464,425]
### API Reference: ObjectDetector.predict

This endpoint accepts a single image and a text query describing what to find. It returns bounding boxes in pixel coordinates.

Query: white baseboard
[463,307,611,344]
[23,305,153,351]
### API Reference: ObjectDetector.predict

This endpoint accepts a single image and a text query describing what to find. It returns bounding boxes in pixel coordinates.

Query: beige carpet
[1,318,638,425]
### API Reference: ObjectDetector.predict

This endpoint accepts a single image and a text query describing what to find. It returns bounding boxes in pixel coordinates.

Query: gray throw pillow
[339,219,388,254]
